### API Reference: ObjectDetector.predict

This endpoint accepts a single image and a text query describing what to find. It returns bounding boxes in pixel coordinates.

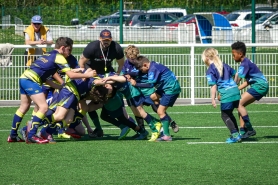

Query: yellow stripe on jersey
[20,69,42,85]
[55,54,71,73]
[65,81,80,101]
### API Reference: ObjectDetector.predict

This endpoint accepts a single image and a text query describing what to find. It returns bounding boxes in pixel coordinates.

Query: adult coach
[78,29,125,137]
[78,29,124,74]
[24,15,53,66]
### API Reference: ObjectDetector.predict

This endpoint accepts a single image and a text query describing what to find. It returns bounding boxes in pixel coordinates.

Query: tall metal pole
[119,0,123,44]
[251,0,256,61]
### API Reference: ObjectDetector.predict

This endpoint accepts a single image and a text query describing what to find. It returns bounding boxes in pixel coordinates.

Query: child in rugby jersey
[202,48,241,143]
[132,56,181,141]
[231,41,269,139]
[7,37,95,144]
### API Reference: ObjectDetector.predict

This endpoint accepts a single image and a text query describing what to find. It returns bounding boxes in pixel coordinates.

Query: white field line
[187,141,278,144]
[0,125,278,132]
[1,110,278,116]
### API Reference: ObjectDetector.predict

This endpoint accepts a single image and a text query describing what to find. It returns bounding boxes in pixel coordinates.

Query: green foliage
[0,0,271,25]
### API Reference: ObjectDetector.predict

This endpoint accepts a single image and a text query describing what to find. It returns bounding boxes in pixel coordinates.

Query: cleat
[226,133,242,143]
[118,126,131,140]
[26,135,49,144]
[155,122,162,133]
[131,132,140,138]
[241,129,256,139]
[88,129,104,138]
[7,135,24,142]
[135,130,149,140]
[58,132,71,139]
[156,135,173,142]
[170,121,179,133]
[148,132,160,142]
[38,130,56,144]
[20,128,27,141]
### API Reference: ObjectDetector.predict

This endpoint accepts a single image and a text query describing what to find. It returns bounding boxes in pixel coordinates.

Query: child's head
[231,41,246,62]
[124,45,140,63]
[89,85,111,103]
[133,56,150,73]
[202,48,223,77]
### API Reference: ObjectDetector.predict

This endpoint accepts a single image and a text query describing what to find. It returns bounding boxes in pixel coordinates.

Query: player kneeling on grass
[35,72,107,143]
[202,48,241,143]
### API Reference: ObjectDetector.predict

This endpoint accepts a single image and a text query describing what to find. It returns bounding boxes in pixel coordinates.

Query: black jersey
[83,40,124,74]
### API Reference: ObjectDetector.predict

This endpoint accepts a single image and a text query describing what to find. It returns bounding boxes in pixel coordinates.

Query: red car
[166,12,229,38]
[166,14,199,36]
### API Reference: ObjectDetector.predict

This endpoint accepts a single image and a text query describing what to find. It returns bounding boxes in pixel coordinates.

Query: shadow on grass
[262,135,278,139]
[53,134,202,142]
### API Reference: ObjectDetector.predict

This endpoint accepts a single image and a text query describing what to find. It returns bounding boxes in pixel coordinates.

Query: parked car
[125,12,178,28]
[226,9,274,27]
[147,8,187,18]
[241,11,278,30]
[110,9,145,16]
[83,18,97,25]
[165,12,229,37]
[91,15,129,28]
[243,3,272,9]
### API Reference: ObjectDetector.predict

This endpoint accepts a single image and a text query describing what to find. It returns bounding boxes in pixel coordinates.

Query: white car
[147,8,187,18]
[226,9,273,27]
[236,12,278,43]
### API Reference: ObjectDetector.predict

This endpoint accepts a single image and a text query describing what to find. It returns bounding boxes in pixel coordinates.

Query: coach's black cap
[100,29,112,40]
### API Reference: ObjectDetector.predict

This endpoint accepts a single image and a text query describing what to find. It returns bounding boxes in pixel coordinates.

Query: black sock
[100,108,121,127]
[135,116,145,131]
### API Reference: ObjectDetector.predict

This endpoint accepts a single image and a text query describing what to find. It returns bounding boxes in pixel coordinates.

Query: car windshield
[226,13,240,21]
[255,13,274,24]
[172,15,194,23]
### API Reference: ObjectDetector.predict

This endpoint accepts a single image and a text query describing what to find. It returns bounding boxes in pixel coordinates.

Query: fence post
[190,45,195,105]
[76,5,79,19]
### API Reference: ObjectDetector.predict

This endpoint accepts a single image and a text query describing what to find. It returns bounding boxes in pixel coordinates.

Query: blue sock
[10,110,25,136]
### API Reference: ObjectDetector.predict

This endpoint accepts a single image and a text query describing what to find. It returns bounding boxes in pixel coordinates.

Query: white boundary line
[0,125,278,132]
[0,110,278,116]
[188,141,278,144]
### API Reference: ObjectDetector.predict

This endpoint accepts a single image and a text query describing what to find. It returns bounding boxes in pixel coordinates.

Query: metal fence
[0,43,277,105]
[7,23,278,44]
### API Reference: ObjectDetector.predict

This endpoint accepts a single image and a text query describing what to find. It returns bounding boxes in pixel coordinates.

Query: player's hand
[130,79,136,86]
[125,75,131,81]
[211,99,217,108]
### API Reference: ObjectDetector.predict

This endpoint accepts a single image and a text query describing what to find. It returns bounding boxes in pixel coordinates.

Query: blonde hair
[202,48,223,77]
[124,45,140,59]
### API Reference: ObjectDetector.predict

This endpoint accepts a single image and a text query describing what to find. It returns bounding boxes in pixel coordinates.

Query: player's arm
[45,79,63,90]
[238,81,249,90]
[103,75,127,83]
[78,54,89,68]
[210,84,217,108]
[65,70,95,79]
[116,57,125,74]
[53,72,64,85]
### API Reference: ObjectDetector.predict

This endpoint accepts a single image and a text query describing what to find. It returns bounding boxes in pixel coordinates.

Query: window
[150,14,161,22]
[164,14,177,22]
[99,18,108,24]
[138,15,146,22]
[226,13,240,21]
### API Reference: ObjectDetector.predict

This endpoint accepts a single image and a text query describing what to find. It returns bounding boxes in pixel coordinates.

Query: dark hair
[66,37,74,45]
[231,41,246,56]
[133,55,150,69]
[89,85,110,103]
[55,37,72,49]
